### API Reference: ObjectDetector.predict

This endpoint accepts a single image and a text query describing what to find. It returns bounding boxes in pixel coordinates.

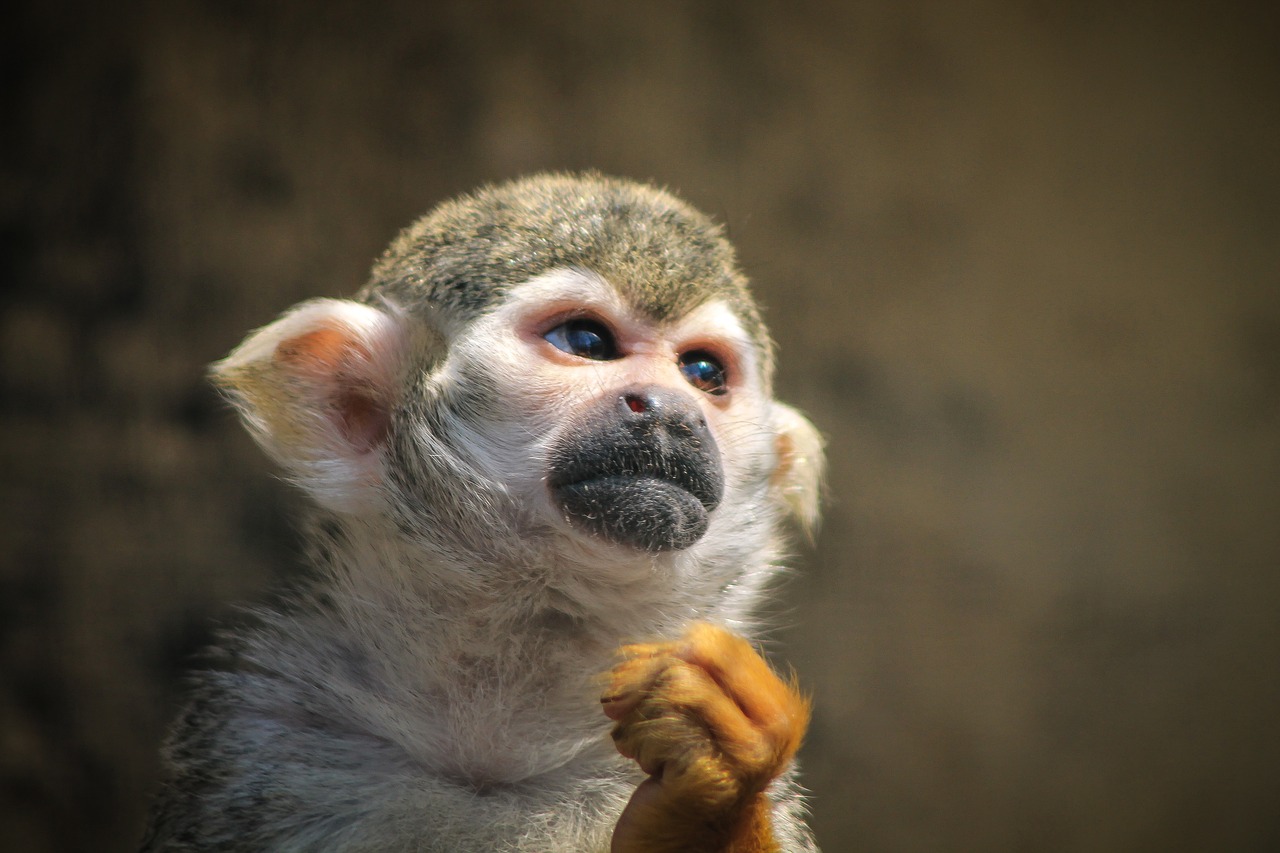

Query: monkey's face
[212,175,823,581]
[441,268,777,555]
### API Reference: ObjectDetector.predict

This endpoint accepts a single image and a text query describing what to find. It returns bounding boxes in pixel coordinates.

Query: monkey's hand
[602,623,810,853]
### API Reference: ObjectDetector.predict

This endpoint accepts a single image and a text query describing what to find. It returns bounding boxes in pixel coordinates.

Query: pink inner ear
[335,389,391,454]
[277,327,392,454]
[770,432,796,486]
[276,327,359,378]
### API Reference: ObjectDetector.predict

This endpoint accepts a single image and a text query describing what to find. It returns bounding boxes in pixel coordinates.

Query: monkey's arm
[602,623,812,853]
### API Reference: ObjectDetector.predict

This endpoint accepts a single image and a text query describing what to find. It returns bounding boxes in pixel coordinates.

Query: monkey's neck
[250,511,748,785]
[313,509,711,641]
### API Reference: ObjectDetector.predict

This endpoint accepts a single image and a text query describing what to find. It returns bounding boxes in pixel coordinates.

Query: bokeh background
[3,1,1278,850]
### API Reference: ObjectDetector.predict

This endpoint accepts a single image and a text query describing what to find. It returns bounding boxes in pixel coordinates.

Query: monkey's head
[213,174,822,596]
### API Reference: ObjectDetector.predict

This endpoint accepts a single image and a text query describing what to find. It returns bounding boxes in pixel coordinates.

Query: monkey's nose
[619,386,709,435]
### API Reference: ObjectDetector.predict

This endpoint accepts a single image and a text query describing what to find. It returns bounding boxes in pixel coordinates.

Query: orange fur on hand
[602,623,810,853]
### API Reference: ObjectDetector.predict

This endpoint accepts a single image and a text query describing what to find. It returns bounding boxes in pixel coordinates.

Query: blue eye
[544,319,619,360]
[679,351,728,395]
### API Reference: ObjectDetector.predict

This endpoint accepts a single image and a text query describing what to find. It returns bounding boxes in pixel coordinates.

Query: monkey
[139,173,825,852]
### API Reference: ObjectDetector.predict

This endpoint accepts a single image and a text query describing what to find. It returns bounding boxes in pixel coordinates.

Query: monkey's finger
[601,636,688,711]
[612,712,718,782]
[611,659,771,776]
[678,623,810,757]
[601,653,677,720]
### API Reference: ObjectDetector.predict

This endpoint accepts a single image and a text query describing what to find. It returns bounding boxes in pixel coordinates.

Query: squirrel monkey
[140,173,825,852]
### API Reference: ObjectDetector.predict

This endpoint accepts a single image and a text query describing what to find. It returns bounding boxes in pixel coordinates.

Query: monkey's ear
[212,299,409,513]
[770,403,825,538]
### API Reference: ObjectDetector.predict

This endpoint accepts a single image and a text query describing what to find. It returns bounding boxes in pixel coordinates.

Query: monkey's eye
[543,319,619,360]
[678,351,728,395]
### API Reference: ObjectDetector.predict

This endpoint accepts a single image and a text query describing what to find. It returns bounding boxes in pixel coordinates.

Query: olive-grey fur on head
[361,172,774,388]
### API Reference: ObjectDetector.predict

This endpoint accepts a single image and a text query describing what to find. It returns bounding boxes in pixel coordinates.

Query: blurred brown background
[3,1,1278,850]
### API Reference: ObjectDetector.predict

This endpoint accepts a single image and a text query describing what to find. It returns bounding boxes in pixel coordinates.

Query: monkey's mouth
[549,452,723,552]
